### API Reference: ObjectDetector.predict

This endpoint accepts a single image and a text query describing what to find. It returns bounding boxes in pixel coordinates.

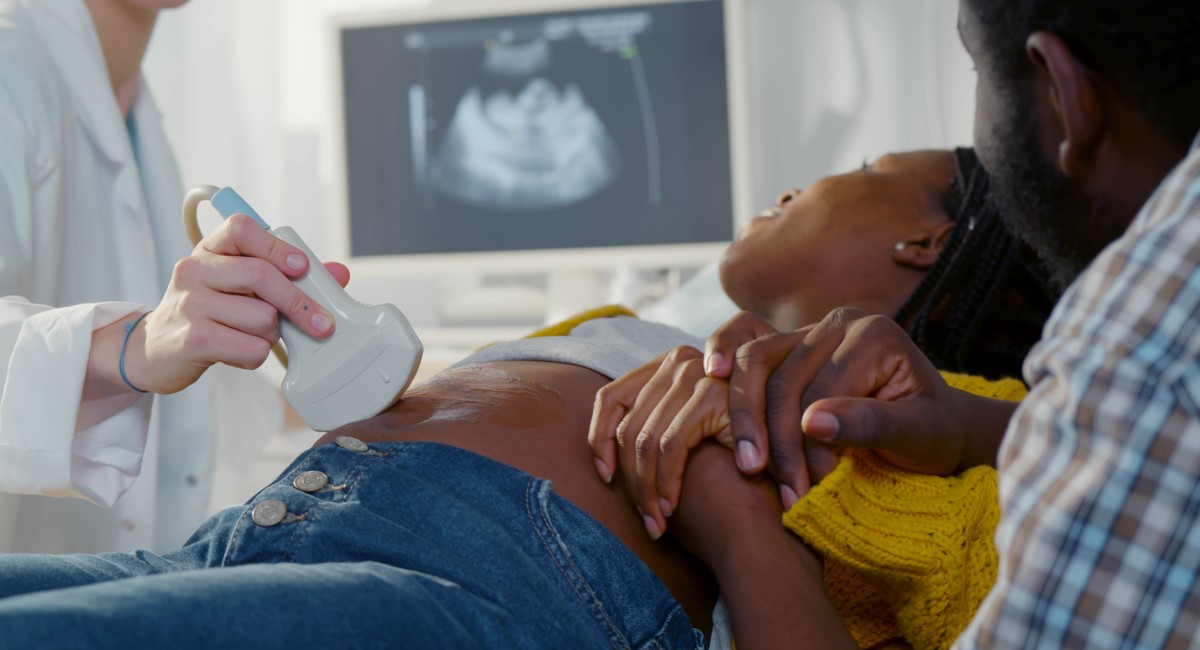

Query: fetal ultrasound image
[427,77,622,212]
[341,1,732,256]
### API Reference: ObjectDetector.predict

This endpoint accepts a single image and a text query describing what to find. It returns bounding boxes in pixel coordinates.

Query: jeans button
[293,470,329,492]
[335,436,369,453]
[251,499,288,527]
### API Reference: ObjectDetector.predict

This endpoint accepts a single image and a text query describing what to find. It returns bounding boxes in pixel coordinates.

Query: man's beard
[983,101,1130,292]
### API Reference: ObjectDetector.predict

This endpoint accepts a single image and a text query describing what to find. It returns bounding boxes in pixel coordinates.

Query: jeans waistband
[217,439,702,649]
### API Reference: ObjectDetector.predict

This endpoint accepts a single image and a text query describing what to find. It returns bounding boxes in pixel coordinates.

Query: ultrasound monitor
[333,0,742,271]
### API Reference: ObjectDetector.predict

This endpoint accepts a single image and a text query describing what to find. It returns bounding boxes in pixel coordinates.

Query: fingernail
[704,351,726,376]
[642,514,662,540]
[286,253,306,271]
[780,484,799,510]
[659,498,673,518]
[736,439,761,471]
[803,410,840,440]
[594,458,611,483]
[310,312,332,334]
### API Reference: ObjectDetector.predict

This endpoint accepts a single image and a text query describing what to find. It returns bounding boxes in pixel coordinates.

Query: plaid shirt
[959,134,1200,648]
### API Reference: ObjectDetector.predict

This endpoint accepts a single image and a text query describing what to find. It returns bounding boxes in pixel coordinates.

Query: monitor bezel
[326,0,752,277]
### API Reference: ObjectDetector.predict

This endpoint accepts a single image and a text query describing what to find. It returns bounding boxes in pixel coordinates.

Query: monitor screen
[337,0,734,261]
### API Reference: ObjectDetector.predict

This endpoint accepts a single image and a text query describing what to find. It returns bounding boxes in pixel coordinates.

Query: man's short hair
[964,0,1200,149]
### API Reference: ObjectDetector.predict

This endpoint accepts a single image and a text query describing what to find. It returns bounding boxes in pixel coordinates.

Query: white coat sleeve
[0,298,154,506]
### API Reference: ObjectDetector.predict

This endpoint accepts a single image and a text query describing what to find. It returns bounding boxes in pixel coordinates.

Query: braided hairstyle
[892,147,1059,380]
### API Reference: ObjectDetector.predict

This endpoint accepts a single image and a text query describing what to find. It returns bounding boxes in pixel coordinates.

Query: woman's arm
[671,443,856,649]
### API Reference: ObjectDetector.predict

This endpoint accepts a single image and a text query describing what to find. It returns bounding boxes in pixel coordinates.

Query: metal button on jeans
[251,499,288,527]
[335,436,369,453]
[293,470,329,492]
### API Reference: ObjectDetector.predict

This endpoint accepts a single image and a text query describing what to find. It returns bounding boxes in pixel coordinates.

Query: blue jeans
[0,441,702,649]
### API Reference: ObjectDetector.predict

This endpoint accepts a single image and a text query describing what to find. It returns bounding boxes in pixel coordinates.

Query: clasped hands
[589,307,1008,542]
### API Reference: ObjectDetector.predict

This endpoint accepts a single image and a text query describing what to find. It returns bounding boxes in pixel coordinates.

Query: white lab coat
[0,0,220,553]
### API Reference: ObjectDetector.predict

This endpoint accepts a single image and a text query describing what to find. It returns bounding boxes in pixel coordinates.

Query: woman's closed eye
[777,189,802,206]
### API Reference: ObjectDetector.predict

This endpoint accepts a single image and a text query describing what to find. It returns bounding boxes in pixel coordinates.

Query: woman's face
[720,150,957,331]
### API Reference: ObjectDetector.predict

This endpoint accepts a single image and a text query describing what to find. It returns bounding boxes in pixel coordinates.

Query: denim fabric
[0,441,703,649]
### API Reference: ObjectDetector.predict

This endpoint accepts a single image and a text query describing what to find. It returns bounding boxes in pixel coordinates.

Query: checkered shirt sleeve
[958,136,1200,648]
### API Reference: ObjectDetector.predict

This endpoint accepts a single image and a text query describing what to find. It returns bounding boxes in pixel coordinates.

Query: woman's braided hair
[893,147,1060,380]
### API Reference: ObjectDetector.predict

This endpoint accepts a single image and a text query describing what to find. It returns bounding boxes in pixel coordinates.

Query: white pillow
[639,260,739,339]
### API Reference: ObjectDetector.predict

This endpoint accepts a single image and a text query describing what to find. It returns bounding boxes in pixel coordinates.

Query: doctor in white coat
[0,0,345,554]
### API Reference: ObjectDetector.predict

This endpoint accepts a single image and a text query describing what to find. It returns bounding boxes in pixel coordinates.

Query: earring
[893,242,906,252]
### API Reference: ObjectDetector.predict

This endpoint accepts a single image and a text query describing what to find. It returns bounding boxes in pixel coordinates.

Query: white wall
[144,0,977,335]
[742,0,975,199]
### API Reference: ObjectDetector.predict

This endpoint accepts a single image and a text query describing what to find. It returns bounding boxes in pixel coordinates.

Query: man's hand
[589,346,733,539]
[706,308,998,509]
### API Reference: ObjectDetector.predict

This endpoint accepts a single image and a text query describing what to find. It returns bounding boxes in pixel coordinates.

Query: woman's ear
[892,222,955,270]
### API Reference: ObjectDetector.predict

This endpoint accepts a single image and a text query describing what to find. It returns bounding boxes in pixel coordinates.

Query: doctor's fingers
[206,293,283,349]
[324,261,351,289]
[171,249,334,340]
[200,214,310,278]
[155,288,280,356]
[176,294,278,370]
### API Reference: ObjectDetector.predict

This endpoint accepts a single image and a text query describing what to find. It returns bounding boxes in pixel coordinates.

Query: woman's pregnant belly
[312,360,716,632]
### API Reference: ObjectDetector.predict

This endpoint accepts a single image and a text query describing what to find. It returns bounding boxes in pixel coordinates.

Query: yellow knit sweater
[783,372,1026,650]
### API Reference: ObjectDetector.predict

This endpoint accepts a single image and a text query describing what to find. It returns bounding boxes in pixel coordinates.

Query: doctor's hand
[705,307,989,510]
[88,214,350,397]
[589,345,733,539]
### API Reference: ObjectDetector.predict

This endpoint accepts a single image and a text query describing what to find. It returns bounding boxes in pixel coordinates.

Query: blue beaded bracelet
[120,310,153,394]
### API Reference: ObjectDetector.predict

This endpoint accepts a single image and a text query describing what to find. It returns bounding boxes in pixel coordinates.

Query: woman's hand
[89,214,350,398]
[589,345,734,539]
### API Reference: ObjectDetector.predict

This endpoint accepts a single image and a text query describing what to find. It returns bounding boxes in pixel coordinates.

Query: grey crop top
[448,316,703,380]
